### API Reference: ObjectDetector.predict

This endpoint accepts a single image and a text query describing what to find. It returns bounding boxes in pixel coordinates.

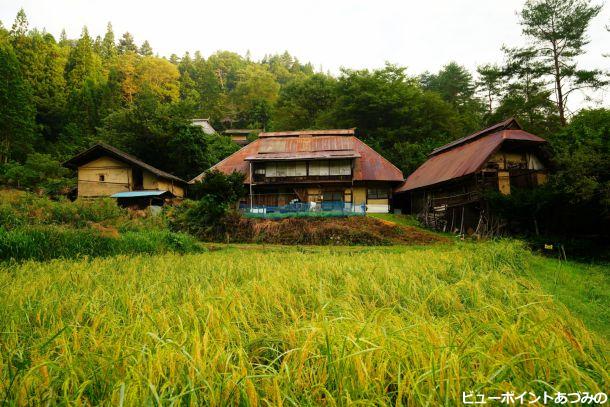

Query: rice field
[0,241,607,405]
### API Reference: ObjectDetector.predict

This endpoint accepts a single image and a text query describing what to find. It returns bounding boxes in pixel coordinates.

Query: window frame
[367,188,389,200]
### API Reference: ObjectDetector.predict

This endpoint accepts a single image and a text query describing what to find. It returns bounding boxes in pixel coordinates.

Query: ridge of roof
[64,142,186,184]
[429,118,520,156]
[259,129,356,138]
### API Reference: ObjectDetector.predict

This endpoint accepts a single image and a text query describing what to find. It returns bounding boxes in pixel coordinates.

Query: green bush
[172,170,246,239]
[0,153,74,195]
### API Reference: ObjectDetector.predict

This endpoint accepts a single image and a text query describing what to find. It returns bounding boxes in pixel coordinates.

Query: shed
[64,143,187,199]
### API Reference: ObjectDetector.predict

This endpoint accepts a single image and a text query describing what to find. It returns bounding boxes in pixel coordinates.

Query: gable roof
[64,142,187,184]
[191,118,216,135]
[395,125,546,193]
[190,129,404,183]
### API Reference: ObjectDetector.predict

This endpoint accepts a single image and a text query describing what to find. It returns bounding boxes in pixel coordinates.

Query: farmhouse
[191,129,404,213]
[64,143,187,203]
[394,118,549,234]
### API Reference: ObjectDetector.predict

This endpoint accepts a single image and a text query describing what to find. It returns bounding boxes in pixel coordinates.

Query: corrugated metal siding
[257,136,354,154]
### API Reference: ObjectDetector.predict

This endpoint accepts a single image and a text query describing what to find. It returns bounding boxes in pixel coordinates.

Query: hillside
[0,241,607,405]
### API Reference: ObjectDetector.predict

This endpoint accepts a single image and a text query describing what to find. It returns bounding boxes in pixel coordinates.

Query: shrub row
[0,226,204,262]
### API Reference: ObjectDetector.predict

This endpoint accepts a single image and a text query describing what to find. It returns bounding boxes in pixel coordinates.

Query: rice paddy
[0,241,607,405]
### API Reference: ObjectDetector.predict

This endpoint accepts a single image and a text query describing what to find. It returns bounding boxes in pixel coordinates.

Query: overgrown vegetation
[0,241,606,404]
[173,170,246,238]
[0,190,203,261]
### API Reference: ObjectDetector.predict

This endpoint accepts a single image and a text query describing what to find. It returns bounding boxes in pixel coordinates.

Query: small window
[99,174,105,182]
[367,188,389,200]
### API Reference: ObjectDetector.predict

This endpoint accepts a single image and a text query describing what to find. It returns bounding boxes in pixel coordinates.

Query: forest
[0,0,609,238]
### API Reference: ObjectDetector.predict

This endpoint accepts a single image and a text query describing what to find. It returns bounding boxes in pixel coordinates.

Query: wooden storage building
[64,143,187,199]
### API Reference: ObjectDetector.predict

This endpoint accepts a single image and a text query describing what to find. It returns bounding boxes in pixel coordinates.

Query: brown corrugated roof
[64,142,187,184]
[246,151,361,161]
[395,129,546,193]
[190,129,403,183]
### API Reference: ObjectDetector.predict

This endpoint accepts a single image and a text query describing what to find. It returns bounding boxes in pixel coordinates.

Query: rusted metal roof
[256,135,354,154]
[64,142,187,184]
[430,117,519,156]
[190,129,403,183]
[246,151,361,161]
[395,129,546,193]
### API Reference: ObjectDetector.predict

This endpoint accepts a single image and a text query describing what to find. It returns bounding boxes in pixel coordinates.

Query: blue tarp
[111,190,169,198]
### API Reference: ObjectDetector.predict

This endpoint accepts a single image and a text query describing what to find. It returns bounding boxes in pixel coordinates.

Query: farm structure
[191,129,404,215]
[394,118,549,235]
[191,118,217,135]
[64,143,187,203]
[223,129,260,146]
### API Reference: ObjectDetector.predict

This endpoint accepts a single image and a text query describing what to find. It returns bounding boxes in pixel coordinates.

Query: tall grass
[0,190,165,231]
[0,226,203,261]
[0,241,606,405]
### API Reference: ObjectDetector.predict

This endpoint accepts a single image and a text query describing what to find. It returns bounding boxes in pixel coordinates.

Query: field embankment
[225,215,446,245]
[0,191,444,262]
[170,201,446,246]
[0,241,607,405]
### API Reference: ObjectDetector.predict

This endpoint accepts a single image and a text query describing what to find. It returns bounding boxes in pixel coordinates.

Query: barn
[394,118,549,234]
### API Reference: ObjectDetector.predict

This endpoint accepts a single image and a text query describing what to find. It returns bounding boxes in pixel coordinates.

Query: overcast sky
[2,0,609,105]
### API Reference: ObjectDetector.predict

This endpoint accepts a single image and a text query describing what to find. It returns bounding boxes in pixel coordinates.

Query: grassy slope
[368,212,422,228]
[371,213,610,337]
[0,242,607,405]
[526,256,610,337]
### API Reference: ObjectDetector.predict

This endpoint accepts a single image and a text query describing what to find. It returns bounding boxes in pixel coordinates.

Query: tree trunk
[552,42,567,126]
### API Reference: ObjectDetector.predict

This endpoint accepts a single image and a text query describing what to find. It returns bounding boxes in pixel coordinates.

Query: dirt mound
[227,216,446,246]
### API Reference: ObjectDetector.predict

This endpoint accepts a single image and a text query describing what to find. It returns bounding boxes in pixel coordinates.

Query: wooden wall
[77,155,185,198]
[77,156,131,197]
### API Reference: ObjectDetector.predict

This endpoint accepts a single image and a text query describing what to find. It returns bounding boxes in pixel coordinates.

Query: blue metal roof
[111,190,170,198]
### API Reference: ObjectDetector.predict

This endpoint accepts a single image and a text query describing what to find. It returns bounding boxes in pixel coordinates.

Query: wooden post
[460,205,465,236]
[249,162,253,211]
